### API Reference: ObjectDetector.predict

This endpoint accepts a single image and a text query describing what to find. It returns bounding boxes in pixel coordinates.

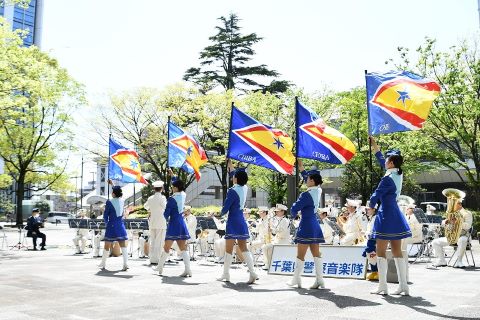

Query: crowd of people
[28,138,473,296]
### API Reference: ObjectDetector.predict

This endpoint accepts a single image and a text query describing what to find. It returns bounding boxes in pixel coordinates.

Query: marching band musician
[137,231,149,258]
[98,184,129,271]
[183,206,197,240]
[403,204,423,245]
[92,206,105,257]
[362,203,378,281]
[249,206,270,253]
[318,209,334,245]
[426,204,437,216]
[262,204,290,270]
[144,180,167,264]
[432,189,473,268]
[155,173,192,277]
[217,160,258,284]
[288,159,325,289]
[340,199,364,246]
[72,209,89,254]
[367,138,411,296]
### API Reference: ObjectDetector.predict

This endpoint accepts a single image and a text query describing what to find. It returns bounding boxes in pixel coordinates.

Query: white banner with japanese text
[268,244,367,279]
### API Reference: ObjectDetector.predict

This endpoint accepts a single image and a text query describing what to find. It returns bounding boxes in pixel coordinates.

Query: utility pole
[71,176,80,214]
[80,155,84,209]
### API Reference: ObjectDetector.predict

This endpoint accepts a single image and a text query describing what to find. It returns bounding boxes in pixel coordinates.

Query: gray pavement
[1,223,479,320]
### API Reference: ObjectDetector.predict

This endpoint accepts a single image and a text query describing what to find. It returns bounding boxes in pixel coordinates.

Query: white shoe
[392,257,409,296]
[287,258,304,288]
[371,257,388,295]
[179,251,192,277]
[217,253,232,282]
[310,257,325,289]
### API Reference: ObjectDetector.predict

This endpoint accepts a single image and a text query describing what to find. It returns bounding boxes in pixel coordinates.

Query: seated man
[250,206,269,253]
[340,199,364,245]
[403,204,423,248]
[432,189,473,268]
[318,209,334,244]
[26,208,46,251]
[262,204,290,270]
[72,210,89,254]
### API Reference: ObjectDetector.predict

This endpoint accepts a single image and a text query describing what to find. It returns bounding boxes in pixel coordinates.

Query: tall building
[0,0,43,47]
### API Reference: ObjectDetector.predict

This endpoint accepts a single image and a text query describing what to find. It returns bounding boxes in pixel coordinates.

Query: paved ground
[1,223,479,320]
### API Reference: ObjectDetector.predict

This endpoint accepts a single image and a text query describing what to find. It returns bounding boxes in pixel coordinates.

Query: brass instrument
[264,217,273,244]
[442,188,465,245]
[199,229,209,239]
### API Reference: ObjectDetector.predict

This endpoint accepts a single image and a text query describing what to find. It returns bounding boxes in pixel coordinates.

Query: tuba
[442,188,465,245]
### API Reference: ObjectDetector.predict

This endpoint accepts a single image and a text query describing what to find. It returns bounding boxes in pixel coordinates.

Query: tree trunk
[15,175,25,226]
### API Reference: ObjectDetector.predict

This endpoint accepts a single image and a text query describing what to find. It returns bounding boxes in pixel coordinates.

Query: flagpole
[365,70,374,195]
[107,134,111,201]
[166,116,171,196]
[294,97,300,199]
[226,102,235,190]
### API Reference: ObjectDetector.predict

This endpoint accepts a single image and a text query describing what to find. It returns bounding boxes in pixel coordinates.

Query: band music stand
[125,219,149,230]
[413,208,429,224]
[9,225,28,250]
[68,219,89,229]
[426,215,443,224]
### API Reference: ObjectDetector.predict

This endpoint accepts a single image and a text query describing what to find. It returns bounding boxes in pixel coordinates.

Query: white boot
[392,257,409,295]
[310,257,325,289]
[287,258,304,288]
[98,249,109,269]
[243,251,258,284]
[155,250,169,275]
[121,247,129,271]
[371,257,388,295]
[179,251,192,277]
[217,253,232,282]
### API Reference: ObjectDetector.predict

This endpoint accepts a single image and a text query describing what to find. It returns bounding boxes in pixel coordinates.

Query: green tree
[388,37,480,209]
[184,13,289,94]
[0,18,84,225]
[34,200,50,215]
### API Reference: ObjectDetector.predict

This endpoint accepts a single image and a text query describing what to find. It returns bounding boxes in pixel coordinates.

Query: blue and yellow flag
[108,138,147,184]
[227,105,295,175]
[296,99,356,164]
[168,122,208,181]
[366,71,441,135]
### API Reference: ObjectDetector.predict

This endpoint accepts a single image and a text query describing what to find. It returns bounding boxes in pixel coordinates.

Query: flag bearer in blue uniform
[155,171,192,277]
[98,184,129,271]
[288,159,325,289]
[217,159,258,284]
[367,148,411,296]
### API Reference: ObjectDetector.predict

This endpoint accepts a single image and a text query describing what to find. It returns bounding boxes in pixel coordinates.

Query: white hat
[317,208,328,214]
[257,206,269,212]
[184,205,192,211]
[406,204,416,209]
[426,204,436,211]
[274,204,288,211]
[152,180,164,188]
[345,199,361,207]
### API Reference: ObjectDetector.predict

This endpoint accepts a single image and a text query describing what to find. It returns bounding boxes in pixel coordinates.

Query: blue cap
[306,169,321,176]
[385,149,401,157]
[32,208,39,212]
[230,167,247,178]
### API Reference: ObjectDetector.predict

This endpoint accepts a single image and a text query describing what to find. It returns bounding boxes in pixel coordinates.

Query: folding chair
[448,227,475,267]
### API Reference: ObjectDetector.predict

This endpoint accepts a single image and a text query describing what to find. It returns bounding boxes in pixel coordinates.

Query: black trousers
[31,232,46,248]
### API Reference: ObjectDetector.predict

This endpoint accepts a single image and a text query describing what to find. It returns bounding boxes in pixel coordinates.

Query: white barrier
[268,244,367,279]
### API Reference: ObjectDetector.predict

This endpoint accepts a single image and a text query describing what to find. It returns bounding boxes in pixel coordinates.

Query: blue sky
[39,0,479,183]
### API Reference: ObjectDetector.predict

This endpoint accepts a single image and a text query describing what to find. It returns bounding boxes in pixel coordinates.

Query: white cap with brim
[274,204,288,211]
[152,180,164,188]
[184,205,192,211]
[257,206,269,212]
